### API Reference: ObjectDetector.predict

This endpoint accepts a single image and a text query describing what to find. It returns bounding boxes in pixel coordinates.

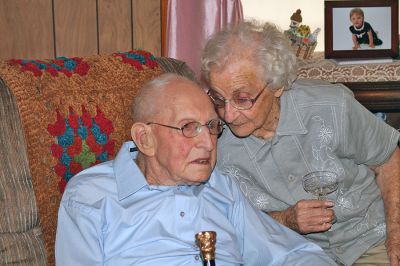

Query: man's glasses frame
[146,119,224,138]
[207,84,267,110]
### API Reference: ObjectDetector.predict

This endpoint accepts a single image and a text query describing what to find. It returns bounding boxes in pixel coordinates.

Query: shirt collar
[239,87,307,159]
[113,141,208,200]
[276,88,308,136]
[113,141,147,201]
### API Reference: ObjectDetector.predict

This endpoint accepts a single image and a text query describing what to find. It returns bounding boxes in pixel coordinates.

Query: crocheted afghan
[0,50,162,265]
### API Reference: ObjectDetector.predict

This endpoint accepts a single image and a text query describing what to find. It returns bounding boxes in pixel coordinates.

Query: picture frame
[325,0,399,59]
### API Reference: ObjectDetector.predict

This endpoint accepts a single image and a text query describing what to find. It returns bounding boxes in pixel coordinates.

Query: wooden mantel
[343,81,400,112]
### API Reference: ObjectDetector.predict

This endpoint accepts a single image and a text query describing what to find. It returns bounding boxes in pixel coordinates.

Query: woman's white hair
[201,20,297,90]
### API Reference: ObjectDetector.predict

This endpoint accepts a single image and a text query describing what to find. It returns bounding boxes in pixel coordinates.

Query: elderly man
[55,73,336,265]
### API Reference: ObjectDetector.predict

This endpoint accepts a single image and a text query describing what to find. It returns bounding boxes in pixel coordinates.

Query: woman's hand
[269,200,335,234]
[374,147,400,266]
[386,233,400,266]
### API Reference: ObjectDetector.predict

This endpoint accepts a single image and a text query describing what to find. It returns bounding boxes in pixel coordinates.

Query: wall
[241,0,324,51]
[242,0,400,52]
[0,0,161,59]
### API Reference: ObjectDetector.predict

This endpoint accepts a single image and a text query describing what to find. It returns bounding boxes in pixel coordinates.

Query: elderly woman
[202,20,400,266]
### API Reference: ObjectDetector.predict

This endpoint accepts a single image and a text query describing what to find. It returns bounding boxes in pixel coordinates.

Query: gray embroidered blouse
[216,79,400,266]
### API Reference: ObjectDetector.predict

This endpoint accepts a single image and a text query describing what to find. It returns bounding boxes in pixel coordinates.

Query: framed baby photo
[324,0,399,59]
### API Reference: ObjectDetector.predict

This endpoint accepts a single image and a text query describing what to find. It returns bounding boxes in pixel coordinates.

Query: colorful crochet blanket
[0,50,162,265]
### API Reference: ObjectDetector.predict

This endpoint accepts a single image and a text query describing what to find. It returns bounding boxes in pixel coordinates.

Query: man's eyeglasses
[146,119,225,138]
[207,84,267,110]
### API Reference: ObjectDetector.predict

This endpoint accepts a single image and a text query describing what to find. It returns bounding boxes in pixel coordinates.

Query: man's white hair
[132,73,198,122]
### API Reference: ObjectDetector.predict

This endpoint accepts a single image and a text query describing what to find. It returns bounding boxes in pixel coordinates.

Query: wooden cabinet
[343,81,400,128]
[297,54,400,129]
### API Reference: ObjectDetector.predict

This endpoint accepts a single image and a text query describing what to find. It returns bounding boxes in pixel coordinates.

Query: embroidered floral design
[47,106,115,192]
[318,124,333,145]
[310,116,344,176]
[356,213,370,232]
[336,194,353,210]
[356,221,386,246]
[113,50,158,70]
[255,194,270,208]
[8,57,90,77]
[221,155,270,209]
[373,223,386,237]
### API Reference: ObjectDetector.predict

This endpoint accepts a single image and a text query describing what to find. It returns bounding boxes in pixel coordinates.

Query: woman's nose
[221,102,239,123]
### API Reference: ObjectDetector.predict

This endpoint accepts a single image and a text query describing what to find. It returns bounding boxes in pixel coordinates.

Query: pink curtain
[166,0,243,81]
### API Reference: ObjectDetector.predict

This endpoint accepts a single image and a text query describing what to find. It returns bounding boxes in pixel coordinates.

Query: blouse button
[288,174,296,182]
[180,211,185,217]
[335,247,344,253]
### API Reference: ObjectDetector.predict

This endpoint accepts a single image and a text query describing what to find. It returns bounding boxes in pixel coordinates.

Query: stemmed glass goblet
[302,171,339,200]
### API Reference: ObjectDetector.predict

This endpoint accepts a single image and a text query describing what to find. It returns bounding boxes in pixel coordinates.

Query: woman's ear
[131,123,156,156]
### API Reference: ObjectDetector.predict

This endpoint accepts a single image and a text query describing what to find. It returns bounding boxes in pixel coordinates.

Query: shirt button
[180,211,185,217]
[195,255,200,260]
[288,174,296,182]
[335,247,344,253]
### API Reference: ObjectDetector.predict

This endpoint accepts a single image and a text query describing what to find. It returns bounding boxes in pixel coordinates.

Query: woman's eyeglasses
[207,84,267,110]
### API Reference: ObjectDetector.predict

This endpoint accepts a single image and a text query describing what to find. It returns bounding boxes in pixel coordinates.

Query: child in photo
[349,8,383,50]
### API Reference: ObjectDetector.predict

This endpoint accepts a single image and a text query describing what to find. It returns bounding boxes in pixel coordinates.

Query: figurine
[290,9,302,31]
[285,9,320,59]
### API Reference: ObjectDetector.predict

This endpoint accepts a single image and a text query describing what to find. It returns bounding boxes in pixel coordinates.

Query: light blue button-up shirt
[55,141,336,265]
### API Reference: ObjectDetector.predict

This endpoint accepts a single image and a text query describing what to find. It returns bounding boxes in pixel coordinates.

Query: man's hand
[269,200,335,234]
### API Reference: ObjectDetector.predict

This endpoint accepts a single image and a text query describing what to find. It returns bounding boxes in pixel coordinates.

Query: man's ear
[131,123,156,156]
[274,87,285,98]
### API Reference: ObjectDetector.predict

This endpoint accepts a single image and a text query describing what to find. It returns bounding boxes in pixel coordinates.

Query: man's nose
[197,126,215,151]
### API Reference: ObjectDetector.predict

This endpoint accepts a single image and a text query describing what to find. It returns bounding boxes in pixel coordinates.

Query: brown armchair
[0,51,195,265]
